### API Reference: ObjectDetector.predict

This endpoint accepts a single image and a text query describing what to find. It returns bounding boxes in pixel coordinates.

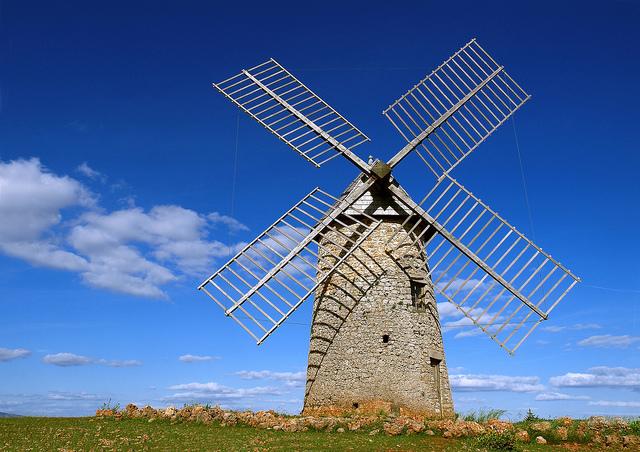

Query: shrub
[523,409,541,422]
[473,431,518,450]
[463,409,507,423]
[630,419,640,435]
[100,399,120,412]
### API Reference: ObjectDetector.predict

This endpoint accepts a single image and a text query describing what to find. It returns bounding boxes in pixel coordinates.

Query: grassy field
[0,417,602,451]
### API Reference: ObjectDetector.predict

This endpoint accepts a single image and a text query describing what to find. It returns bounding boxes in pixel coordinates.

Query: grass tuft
[462,409,506,423]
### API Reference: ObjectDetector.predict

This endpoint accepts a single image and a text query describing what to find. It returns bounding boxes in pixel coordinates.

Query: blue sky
[1,0,639,418]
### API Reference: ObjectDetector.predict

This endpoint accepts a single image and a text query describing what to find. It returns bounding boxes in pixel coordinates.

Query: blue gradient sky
[1,0,639,418]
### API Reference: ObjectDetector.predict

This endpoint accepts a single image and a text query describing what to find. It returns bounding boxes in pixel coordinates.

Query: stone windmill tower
[199,39,580,417]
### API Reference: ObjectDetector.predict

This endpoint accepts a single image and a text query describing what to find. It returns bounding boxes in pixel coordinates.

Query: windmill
[199,39,580,417]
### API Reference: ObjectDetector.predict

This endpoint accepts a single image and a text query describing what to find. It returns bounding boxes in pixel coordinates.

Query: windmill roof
[339,176,414,217]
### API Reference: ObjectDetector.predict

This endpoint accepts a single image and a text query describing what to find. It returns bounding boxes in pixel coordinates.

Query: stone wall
[303,217,454,418]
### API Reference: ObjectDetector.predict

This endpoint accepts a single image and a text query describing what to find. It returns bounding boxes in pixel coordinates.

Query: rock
[124,404,139,417]
[163,407,176,418]
[383,421,405,436]
[486,419,513,433]
[406,420,424,434]
[622,435,638,448]
[531,421,551,432]
[425,430,434,436]
[443,431,453,438]
[337,427,345,433]
[556,426,568,441]
[141,406,157,418]
[369,429,380,436]
[515,430,530,442]
[558,416,572,427]
[605,435,619,447]
[535,436,547,445]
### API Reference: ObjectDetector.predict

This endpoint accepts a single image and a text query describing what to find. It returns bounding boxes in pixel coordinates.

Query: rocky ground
[95,404,640,449]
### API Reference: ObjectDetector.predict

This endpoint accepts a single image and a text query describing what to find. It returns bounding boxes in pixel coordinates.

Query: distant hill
[0,412,21,418]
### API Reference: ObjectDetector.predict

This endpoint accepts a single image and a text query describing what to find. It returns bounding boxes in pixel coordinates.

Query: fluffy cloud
[178,354,220,363]
[0,348,31,362]
[42,352,141,368]
[535,392,590,401]
[550,366,640,389]
[450,374,544,393]
[235,370,306,388]
[0,158,247,299]
[577,335,640,348]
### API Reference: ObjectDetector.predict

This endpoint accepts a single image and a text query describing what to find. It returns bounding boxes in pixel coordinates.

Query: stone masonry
[303,179,454,418]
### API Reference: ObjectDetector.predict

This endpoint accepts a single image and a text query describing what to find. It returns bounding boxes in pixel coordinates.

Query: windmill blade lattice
[386,176,580,353]
[213,58,370,169]
[199,188,382,344]
[384,39,530,177]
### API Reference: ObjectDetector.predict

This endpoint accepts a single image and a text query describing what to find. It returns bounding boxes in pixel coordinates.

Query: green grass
[0,417,601,451]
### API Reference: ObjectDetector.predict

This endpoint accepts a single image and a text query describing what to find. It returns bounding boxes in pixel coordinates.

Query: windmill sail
[213,59,370,170]
[199,188,382,344]
[386,177,579,353]
[385,39,530,177]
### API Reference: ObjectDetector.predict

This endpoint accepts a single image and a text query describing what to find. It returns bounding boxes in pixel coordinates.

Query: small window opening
[352,402,359,409]
[382,334,390,343]
[430,357,441,367]
[411,280,427,310]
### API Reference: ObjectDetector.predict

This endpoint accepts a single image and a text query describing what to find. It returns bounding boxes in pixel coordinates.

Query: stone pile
[94,406,640,447]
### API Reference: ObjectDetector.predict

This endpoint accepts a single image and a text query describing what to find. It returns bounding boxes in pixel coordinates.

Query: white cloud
[436,277,488,295]
[178,354,220,363]
[235,370,306,388]
[0,391,108,416]
[550,366,640,389]
[437,302,460,319]
[577,335,640,348]
[43,353,92,367]
[0,157,247,299]
[163,381,281,404]
[541,323,601,333]
[42,352,141,368]
[208,212,249,233]
[0,158,93,271]
[589,400,640,408]
[76,162,105,182]
[450,374,544,393]
[47,391,102,401]
[0,348,31,362]
[96,359,142,368]
[535,392,590,401]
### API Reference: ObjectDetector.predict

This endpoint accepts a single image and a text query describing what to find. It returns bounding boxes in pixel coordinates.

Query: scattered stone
[443,431,453,438]
[531,421,551,432]
[556,426,568,441]
[605,434,620,447]
[622,435,638,448]
[383,422,404,436]
[515,430,530,442]
[336,427,345,433]
[558,416,573,427]
[369,429,380,436]
[535,436,547,445]
[425,430,434,436]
